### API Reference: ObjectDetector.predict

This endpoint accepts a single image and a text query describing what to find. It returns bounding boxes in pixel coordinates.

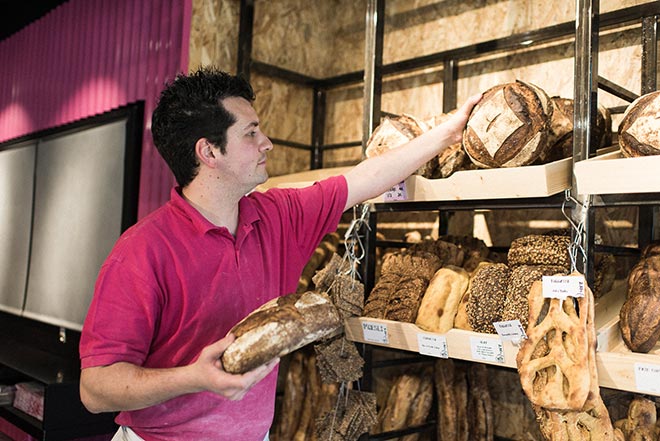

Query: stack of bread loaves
[463,234,569,333]
[364,236,490,326]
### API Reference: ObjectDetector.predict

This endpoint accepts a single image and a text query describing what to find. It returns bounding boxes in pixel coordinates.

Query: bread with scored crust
[222,291,342,374]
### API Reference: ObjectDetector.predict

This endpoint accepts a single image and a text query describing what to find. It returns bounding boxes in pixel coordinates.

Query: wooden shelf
[345,281,660,397]
[574,150,660,195]
[258,158,572,203]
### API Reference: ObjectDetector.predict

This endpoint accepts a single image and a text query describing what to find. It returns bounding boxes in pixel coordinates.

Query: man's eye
[248,131,257,137]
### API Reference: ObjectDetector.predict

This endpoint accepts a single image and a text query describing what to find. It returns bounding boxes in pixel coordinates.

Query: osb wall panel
[189,0,240,73]
[252,0,365,78]
[249,73,315,175]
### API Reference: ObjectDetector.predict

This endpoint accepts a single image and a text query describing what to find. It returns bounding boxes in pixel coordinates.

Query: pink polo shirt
[80,176,348,441]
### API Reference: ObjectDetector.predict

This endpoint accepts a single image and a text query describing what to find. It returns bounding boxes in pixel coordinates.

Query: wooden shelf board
[346,283,660,396]
[574,150,660,195]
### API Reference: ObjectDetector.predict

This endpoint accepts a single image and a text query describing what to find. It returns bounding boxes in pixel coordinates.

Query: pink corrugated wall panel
[0,0,193,218]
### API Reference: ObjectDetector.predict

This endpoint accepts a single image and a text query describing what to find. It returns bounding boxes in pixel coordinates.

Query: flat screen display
[23,120,128,330]
[0,143,36,316]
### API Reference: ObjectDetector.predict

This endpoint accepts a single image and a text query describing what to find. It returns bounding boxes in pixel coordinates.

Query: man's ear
[196,138,217,168]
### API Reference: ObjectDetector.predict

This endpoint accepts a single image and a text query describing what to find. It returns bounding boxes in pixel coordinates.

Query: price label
[542,275,585,299]
[469,336,505,364]
[634,362,660,394]
[417,333,448,358]
[383,181,408,201]
[493,320,527,342]
[361,321,389,345]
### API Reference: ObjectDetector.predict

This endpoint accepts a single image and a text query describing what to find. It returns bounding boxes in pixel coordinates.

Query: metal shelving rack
[237,1,660,440]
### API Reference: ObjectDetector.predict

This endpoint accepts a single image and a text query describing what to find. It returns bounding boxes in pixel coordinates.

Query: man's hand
[191,333,279,401]
[439,93,482,145]
[80,333,279,413]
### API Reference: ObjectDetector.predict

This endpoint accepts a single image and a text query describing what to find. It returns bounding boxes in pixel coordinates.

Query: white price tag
[383,181,408,201]
[361,321,389,345]
[634,362,660,394]
[469,336,505,364]
[493,320,527,342]
[542,275,585,299]
[417,333,448,358]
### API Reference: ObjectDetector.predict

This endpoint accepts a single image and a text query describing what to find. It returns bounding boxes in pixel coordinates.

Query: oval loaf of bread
[222,291,342,374]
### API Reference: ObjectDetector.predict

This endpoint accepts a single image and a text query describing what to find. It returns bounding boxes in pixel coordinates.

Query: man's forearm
[80,362,199,413]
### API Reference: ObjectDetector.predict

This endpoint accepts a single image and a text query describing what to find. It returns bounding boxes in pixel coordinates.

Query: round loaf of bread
[221,291,342,374]
[463,80,552,168]
[619,91,660,157]
[365,114,427,158]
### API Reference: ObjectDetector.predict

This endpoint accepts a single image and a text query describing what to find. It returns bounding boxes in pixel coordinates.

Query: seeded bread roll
[463,80,552,168]
[466,263,510,334]
[507,234,571,270]
[501,264,566,329]
[222,291,342,374]
[619,90,660,157]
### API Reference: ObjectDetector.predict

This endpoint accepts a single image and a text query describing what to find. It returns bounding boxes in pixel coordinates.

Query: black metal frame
[237,2,660,440]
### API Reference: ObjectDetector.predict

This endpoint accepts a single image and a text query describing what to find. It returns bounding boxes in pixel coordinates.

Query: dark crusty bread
[619,90,660,157]
[463,80,552,168]
[619,251,660,353]
[222,291,342,374]
[507,234,571,270]
[466,263,510,334]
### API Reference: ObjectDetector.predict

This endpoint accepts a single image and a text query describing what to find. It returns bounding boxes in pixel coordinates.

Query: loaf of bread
[613,396,658,440]
[508,234,571,270]
[619,251,660,353]
[539,97,612,164]
[365,114,427,158]
[466,263,510,334]
[517,276,594,411]
[501,264,566,330]
[619,90,660,157]
[222,291,342,374]
[415,265,470,334]
[467,363,494,441]
[463,80,552,168]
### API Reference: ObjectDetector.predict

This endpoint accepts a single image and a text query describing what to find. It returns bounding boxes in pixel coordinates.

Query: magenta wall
[0,0,192,217]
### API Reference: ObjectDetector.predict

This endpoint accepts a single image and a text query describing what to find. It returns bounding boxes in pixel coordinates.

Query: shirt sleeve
[79,257,160,369]
[283,175,348,258]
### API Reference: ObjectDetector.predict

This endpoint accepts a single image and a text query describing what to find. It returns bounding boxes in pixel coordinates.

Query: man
[79,67,480,440]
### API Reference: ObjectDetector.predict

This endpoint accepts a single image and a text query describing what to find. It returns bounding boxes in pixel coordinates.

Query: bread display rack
[244,1,660,439]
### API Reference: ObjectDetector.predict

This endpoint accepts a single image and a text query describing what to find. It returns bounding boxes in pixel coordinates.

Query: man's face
[218,97,273,191]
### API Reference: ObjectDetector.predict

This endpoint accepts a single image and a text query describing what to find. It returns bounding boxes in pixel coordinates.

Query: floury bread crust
[463,80,552,168]
[221,291,342,374]
[619,90,660,157]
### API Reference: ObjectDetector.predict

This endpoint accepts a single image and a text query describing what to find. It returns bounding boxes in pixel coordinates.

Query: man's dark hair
[151,67,256,187]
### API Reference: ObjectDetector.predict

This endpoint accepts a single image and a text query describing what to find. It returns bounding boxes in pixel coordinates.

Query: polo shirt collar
[169,187,261,235]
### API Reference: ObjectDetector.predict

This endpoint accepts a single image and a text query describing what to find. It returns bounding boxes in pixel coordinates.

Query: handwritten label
[417,333,448,358]
[542,275,585,299]
[469,336,505,364]
[493,320,527,342]
[634,362,660,394]
[361,321,389,345]
[383,181,408,201]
